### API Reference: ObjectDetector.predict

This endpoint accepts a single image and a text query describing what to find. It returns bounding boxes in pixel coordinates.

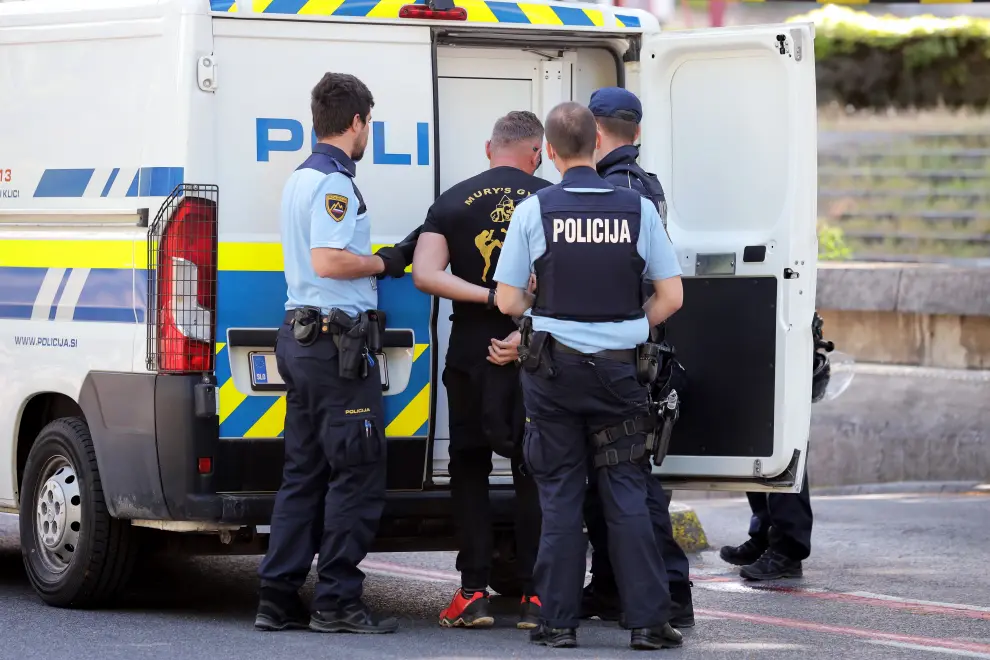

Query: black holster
[516,316,557,379]
[645,390,679,467]
[328,308,386,380]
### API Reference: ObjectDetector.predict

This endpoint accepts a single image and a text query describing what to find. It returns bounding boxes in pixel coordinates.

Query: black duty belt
[553,341,637,365]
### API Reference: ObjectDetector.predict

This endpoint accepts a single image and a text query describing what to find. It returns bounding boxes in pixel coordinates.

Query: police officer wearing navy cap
[494,101,684,651]
[254,72,409,634]
[580,86,695,629]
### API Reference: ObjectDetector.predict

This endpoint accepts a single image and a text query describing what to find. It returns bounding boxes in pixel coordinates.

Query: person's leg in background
[719,490,772,567]
[439,365,497,628]
[740,467,812,580]
[646,480,694,627]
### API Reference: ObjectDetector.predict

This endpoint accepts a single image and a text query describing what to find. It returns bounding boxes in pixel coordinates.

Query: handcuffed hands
[488,330,521,366]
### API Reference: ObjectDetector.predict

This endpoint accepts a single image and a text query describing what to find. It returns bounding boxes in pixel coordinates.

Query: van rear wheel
[19,417,139,608]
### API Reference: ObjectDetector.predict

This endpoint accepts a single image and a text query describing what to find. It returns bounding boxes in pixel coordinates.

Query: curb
[669,501,709,554]
[812,480,990,496]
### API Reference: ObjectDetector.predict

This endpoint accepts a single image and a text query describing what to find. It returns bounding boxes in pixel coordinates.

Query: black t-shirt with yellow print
[421,165,551,368]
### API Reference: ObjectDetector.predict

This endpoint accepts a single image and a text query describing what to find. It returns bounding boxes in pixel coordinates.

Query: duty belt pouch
[365,310,385,354]
[291,306,321,347]
[636,342,661,385]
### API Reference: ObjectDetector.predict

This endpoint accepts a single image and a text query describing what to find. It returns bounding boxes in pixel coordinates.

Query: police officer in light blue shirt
[255,72,407,635]
[493,102,684,651]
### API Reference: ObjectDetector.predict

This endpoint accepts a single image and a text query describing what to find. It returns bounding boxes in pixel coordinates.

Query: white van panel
[639,23,819,492]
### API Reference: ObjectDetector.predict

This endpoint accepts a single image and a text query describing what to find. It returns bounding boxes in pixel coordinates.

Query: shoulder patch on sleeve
[325,193,349,222]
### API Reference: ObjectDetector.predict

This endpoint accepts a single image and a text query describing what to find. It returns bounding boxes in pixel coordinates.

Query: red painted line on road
[697,607,990,655]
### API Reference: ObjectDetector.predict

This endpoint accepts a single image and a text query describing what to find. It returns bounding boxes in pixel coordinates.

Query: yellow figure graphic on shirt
[475,229,504,282]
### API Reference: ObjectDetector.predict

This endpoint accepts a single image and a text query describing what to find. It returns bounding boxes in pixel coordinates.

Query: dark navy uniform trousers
[258,323,387,611]
[585,469,689,588]
[521,350,670,630]
[748,465,813,560]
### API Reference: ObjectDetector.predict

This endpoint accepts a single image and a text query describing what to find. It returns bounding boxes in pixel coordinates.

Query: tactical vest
[531,179,646,323]
[601,160,666,217]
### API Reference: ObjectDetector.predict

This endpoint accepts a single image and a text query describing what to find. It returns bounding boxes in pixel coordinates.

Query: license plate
[248,351,389,391]
[249,352,283,390]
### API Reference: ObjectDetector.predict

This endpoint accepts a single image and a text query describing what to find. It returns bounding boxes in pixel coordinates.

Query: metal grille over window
[146,184,219,374]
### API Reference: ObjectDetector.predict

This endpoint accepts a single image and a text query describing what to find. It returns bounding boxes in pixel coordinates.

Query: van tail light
[146,184,219,374]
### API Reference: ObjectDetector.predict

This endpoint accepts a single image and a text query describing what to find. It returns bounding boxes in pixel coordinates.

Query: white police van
[0,0,819,607]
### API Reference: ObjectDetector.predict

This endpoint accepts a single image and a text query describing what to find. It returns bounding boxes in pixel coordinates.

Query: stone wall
[810,262,990,486]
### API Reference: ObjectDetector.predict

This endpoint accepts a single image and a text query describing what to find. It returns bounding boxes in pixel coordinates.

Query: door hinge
[197,55,218,92]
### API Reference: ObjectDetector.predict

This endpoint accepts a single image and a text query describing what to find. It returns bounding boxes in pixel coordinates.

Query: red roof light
[399,4,467,20]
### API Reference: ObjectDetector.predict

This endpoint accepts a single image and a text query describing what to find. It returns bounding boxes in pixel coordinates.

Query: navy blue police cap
[589,87,643,124]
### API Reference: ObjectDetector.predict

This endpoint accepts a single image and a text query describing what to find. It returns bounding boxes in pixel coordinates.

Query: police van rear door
[638,22,818,493]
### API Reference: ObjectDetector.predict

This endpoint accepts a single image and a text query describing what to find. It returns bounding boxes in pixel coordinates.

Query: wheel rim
[33,455,82,574]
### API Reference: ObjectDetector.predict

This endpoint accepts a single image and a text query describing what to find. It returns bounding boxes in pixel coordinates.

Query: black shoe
[739,549,803,581]
[530,624,577,648]
[581,582,621,621]
[517,594,542,630]
[254,591,310,631]
[310,601,399,634]
[669,581,695,629]
[630,623,683,650]
[719,538,768,567]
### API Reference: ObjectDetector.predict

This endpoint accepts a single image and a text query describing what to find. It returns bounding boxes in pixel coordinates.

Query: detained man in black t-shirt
[413,111,550,630]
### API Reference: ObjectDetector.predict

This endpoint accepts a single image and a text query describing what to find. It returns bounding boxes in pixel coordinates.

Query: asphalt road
[2,490,989,660]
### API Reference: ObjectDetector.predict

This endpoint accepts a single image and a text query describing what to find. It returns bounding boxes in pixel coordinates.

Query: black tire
[19,416,139,608]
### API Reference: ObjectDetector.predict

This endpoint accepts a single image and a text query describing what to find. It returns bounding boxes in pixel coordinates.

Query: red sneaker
[439,589,494,628]
[518,594,542,630]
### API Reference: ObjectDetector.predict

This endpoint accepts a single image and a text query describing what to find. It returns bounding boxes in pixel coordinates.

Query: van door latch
[198,56,218,92]
[784,268,800,279]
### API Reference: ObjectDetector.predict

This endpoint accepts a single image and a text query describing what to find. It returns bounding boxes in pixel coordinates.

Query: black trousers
[258,325,387,611]
[521,352,670,630]
[443,362,541,595]
[747,466,813,561]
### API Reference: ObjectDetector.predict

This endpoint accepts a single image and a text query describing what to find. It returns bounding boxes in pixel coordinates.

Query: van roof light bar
[399,0,467,20]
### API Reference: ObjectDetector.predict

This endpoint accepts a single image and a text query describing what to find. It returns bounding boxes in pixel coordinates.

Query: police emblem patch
[326,194,348,222]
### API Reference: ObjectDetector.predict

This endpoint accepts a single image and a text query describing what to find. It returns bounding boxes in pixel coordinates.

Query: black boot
[630,623,683,650]
[530,624,578,648]
[739,548,803,581]
[254,588,310,631]
[669,581,695,629]
[310,600,399,634]
[719,538,768,567]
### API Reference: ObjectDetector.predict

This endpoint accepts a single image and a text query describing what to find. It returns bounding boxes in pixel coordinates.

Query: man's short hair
[596,116,639,143]
[544,102,598,160]
[490,110,544,150]
[311,73,375,140]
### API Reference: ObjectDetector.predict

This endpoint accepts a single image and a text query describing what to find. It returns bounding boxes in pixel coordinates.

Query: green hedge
[786,6,990,110]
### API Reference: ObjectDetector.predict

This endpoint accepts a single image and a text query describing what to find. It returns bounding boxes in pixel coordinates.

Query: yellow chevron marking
[252,0,275,10]
[244,396,287,438]
[218,378,248,424]
[366,0,408,17]
[518,3,562,24]
[413,343,429,361]
[457,0,499,22]
[216,342,226,354]
[299,0,346,14]
[228,1,238,11]
[386,384,430,437]
[584,8,604,26]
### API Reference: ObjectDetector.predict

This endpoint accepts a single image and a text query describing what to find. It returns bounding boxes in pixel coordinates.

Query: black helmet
[811,312,833,403]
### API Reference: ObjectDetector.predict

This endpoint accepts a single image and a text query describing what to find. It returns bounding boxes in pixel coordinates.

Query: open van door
[638,22,819,493]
